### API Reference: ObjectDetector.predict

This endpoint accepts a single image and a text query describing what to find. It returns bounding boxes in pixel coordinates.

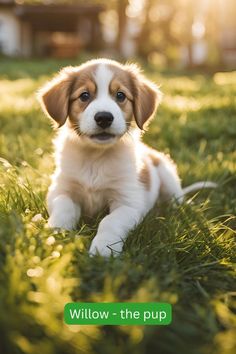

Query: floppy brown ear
[38,68,75,127]
[126,64,162,129]
[134,78,162,129]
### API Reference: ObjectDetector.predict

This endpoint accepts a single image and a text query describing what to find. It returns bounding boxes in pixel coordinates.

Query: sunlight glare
[192,21,205,39]
[126,0,146,18]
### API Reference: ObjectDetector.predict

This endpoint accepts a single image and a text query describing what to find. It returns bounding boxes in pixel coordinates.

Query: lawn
[0,57,235,354]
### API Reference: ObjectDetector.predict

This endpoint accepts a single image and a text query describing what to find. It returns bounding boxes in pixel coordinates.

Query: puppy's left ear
[128,66,162,129]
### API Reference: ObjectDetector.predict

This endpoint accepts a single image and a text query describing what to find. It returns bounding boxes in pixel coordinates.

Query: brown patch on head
[139,161,150,190]
[148,148,160,166]
[38,63,99,128]
[68,67,98,133]
[109,66,133,100]
[108,66,134,126]
[69,67,97,101]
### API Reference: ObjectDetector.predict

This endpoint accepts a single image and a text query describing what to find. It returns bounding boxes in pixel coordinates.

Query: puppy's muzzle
[94,111,114,129]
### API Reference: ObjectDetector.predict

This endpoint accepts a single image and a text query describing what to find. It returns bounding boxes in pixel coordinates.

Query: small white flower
[32,213,43,222]
[46,236,55,246]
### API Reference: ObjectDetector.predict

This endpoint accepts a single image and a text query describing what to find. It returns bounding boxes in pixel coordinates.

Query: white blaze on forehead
[94,64,114,97]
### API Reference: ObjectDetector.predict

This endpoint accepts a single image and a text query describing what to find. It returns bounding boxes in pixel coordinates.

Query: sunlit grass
[0,59,235,354]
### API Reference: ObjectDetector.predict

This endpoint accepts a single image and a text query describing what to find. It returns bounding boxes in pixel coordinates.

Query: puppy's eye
[79,92,90,102]
[116,91,126,102]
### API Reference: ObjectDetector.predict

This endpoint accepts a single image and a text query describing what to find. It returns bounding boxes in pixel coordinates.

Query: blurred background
[0,0,236,70]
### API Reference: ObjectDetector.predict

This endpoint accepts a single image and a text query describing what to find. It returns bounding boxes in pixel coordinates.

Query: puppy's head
[38,59,162,146]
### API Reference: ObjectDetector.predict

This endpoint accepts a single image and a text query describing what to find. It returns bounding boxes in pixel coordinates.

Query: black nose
[94,112,114,129]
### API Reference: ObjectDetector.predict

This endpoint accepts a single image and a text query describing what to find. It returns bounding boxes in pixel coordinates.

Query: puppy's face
[39,59,162,147]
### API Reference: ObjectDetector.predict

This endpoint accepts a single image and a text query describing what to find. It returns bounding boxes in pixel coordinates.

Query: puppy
[39,58,216,257]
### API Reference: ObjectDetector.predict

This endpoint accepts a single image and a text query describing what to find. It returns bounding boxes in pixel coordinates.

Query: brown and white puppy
[39,58,216,256]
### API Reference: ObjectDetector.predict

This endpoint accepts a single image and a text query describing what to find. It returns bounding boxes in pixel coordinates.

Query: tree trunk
[136,0,152,58]
[187,42,193,68]
[115,0,128,53]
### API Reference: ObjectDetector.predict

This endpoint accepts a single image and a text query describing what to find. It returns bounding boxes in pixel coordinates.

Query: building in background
[0,0,104,57]
[0,0,235,68]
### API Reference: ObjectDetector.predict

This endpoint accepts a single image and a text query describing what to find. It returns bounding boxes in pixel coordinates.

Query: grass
[0,57,235,354]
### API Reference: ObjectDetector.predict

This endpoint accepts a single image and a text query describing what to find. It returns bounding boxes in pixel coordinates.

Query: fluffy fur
[38,58,216,257]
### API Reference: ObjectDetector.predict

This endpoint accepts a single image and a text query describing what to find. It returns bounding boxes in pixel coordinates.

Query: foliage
[136,0,222,67]
[0,57,236,354]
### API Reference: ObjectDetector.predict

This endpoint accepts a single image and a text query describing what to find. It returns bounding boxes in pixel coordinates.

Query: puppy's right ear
[38,67,75,127]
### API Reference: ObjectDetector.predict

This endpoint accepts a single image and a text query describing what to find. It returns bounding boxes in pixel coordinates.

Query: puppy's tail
[182,181,217,196]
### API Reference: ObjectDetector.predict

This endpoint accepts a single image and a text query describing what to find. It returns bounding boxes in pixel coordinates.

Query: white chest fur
[50,129,139,216]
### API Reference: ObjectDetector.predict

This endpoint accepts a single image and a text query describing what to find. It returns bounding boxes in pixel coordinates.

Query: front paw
[89,235,123,257]
[47,214,75,230]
